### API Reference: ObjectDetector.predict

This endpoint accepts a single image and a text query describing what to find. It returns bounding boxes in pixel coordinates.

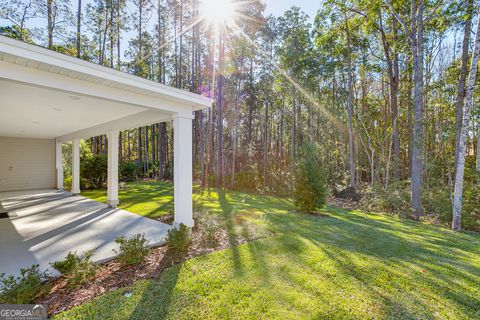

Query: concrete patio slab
[0,189,172,277]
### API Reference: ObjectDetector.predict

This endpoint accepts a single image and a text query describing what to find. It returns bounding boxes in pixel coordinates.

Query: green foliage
[166,224,192,260]
[63,175,72,191]
[114,234,150,265]
[360,181,480,231]
[50,250,97,287]
[358,185,412,217]
[81,155,108,189]
[233,171,259,192]
[0,25,33,42]
[0,265,50,304]
[121,161,138,182]
[294,143,327,212]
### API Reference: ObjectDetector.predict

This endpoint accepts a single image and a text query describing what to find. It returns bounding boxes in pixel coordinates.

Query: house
[0,35,212,275]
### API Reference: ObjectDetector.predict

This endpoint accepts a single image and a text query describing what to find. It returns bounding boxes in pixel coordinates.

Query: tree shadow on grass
[128,263,182,320]
[217,190,244,276]
[262,206,480,319]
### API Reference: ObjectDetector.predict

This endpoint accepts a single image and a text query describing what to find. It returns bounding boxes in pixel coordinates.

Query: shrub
[0,264,50,304]
[166,224,192,260]
[121,161,138,181]
[64,175,72,191]
[203,222,220,248]
[293,143,327,212]
[358,186,411,217]
[50,250,97,287]
[81,155,108,189]
[114,234,150,265]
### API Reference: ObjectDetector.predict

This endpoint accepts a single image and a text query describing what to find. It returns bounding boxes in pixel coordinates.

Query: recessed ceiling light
[33,121,40,125]
[69,95,80,100]
[53,107,64,111]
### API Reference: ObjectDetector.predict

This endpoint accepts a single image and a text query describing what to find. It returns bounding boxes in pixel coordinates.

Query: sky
[264,0,321,20]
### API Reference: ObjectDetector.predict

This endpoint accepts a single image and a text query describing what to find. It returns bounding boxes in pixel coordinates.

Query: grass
[81,182,174,219]
[57,182,480,319]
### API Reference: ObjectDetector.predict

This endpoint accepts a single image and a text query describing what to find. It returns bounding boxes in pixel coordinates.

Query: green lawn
[58,182,480,319]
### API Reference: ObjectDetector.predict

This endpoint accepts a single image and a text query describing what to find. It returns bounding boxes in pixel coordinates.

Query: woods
[0,0,479,231]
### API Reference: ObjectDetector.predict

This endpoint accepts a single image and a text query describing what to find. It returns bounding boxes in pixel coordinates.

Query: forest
[1,0,479,231]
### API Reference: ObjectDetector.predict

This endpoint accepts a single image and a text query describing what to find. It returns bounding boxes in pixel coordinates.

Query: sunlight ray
[229,22,346,130]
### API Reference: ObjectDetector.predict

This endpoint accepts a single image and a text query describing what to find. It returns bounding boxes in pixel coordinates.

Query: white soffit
[0,79,153,139]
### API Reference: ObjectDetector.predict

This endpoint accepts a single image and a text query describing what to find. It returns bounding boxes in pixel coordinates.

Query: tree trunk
[47,0,53,48]
[76,0,81,57]
[452,11,480,231]
[477,123,480,186]
[215,27,225,187]
[410,0,425,218]
[138,127,143,177]
[345,17,356,189]
[263,101,269,190]
[119,131,122,166]
[145,126,149,178]
[391,18,400,181]
[454,0,474,179]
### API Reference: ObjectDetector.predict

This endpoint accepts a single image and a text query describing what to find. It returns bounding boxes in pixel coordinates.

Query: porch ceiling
[0,78,150,139]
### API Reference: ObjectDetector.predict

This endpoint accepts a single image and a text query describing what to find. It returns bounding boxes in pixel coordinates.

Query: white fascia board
[0,36,213,110]
[56,110,173,142]
[0,60,191,114]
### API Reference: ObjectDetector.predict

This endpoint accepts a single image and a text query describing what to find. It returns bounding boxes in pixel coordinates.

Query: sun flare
[200,0,236,24]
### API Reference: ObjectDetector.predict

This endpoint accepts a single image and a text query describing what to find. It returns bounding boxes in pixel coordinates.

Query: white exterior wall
[0,136,55,192]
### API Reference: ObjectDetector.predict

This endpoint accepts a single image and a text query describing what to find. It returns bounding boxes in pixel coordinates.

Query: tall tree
[452,7,480,231]
[454,0,474,178]
[76,0,81,57]
[387,0,426,218]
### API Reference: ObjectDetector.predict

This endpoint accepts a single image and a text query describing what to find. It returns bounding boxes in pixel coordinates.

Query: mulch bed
[40,217,254,317]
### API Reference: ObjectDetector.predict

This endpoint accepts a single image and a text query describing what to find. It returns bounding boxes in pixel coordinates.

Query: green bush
[64,175,72,191]
[50,250,97,287]
[166,224,192,260]
[114,234,150,265]
[293,143,327,212]
[358,186,411,217]
[0,264,50,304]
[81,155,108,189]
[121,161,138,182]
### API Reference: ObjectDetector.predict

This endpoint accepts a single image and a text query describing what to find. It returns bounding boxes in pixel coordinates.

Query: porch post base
[173,219,194,229]
[107,200,119,208]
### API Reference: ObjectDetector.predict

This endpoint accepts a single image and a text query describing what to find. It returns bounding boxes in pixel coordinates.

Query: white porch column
[173,113,194,227]
[107,130,119,208]
[55,140,63,190]
[71,138,81,194]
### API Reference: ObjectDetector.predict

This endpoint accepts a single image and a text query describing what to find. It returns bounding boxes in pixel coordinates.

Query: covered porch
[0,36,211,275]
[0,35,211,227]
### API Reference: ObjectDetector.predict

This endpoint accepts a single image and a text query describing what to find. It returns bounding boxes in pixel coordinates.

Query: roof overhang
[0,36,212,142]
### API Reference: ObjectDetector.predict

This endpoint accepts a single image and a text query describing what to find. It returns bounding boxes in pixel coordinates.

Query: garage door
[0,137,55,191]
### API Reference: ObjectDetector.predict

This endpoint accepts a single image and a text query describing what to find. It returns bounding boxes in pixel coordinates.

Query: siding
[0,137,55,192]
